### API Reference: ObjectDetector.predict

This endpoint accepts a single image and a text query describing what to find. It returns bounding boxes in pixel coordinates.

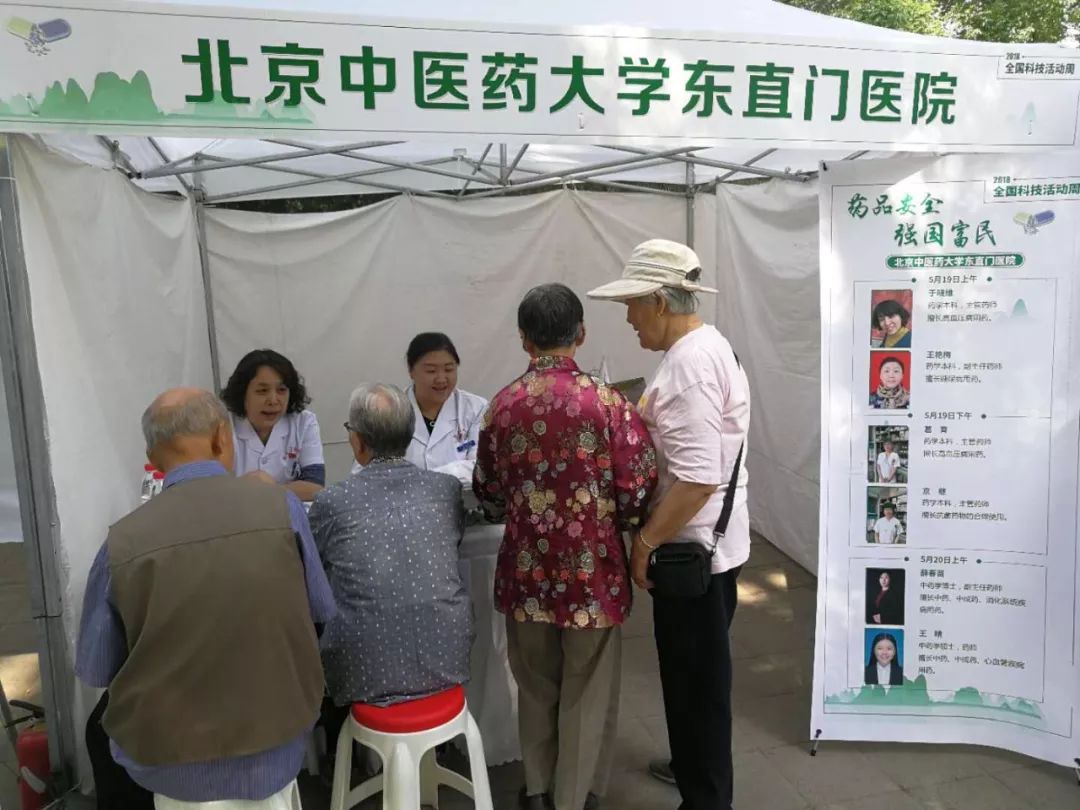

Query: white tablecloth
[458,522,521,765]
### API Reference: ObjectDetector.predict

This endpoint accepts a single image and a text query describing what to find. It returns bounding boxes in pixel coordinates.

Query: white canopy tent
[1,0,1076,790]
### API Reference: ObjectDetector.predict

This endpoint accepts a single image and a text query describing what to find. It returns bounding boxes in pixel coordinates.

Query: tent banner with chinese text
[0,0,1078,148]
[812,153,1080,767]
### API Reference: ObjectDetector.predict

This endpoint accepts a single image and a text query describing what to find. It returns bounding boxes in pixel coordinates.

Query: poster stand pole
[809,729,823,756]
[1073,757,1079,786]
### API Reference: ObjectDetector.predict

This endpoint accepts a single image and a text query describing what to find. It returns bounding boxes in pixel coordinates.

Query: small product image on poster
[864,629,905,687]
[869,351,911,410]
[868,425,908,484]
[866,487,907,545]
[870,290,914,349]
[865,568,905,625]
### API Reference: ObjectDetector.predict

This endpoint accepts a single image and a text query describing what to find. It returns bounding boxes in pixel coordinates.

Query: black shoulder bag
[645,443,744,599]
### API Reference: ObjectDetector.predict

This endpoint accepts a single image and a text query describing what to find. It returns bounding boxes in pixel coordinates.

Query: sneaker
[647,758,676,785]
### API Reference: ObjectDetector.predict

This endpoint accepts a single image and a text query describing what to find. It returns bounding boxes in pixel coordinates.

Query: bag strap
[709,348,745,553]
[710,442,744,547]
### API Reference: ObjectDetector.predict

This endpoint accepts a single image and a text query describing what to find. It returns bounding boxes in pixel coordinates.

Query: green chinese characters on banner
[176,39,960,123]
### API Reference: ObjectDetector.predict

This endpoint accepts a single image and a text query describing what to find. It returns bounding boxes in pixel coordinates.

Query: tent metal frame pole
[498,144,508,184]
[714,148,776,184]
[147,137,192,194]
[96,136,137,177]
[507,144,529,179]
[475,158,683,197]
[686,162,695,249]
[577,179,681,197]
[262,139,506,187]
[192,158,222,388]
[461,155,501,185]
[601,144,810,182]
[458,143,494,198]
[139,139,403,180]
[465,159,685,199]
[202,149,679,203]
[507,146,705,186]
[200,155,462,203]
[448,154,679,198]
[146,151,197,176]
[0,136,78,786]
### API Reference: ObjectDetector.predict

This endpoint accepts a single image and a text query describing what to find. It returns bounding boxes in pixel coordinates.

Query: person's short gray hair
[657,286,700,315]
[141,391,229,452]
[347,383,414,459]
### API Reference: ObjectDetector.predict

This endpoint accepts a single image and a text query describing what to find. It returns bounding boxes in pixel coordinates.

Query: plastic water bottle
[151,471,165,498]
[140,464,155,503]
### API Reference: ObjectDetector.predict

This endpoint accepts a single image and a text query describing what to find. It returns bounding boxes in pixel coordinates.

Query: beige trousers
[506,618,622,810]
[153,780,301,810]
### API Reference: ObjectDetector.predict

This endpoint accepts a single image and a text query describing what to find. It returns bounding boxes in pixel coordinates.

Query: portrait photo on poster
[866,486,907,545]
[865,568,906,626]
[869,351,911,410]
[868,425,908,484]
[870,290,914,349]
[864,628,905,686]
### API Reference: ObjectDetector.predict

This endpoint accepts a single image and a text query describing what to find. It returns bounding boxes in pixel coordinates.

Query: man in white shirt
[874,504,904,544]
[876,441,901,483]
[588,239,750,810]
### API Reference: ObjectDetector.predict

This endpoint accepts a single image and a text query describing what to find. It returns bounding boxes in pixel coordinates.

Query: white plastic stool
[330,685,494,810]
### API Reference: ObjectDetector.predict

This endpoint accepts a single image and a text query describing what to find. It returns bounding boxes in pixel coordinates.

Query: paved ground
[2,537,1077,809]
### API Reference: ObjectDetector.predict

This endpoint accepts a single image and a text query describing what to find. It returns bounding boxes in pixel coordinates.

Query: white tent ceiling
[30,0,938,202]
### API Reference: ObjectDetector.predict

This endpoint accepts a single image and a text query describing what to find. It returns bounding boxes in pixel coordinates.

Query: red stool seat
[351,686,466,734]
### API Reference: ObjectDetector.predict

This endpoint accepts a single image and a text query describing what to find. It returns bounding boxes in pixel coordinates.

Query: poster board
[813,153,1080,767]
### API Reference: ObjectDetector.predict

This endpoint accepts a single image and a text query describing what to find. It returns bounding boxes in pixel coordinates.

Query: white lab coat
[350,386,488,487]
[232,410,324,484]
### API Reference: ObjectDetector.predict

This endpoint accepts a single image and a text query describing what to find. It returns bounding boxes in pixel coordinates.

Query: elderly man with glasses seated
[309,383,473,747]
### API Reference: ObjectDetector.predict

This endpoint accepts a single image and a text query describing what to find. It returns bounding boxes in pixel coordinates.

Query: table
[458,522,521,765]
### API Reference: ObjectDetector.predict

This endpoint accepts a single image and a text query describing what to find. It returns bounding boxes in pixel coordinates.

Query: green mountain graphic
[826,677,1042,719]
[37,72,160,120]
[0,71,313,126]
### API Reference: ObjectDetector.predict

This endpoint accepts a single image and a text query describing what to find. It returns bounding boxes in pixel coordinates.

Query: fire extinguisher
[15,724,50,810]
[3,695,50,810]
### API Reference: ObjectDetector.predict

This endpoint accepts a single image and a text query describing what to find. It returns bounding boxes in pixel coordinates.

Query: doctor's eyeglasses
[343,422,357,435]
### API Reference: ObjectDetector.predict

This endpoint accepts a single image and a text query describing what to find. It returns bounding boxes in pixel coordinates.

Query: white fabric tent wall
[205,190,717,482]
[206,183,826,573]
[10,136,212,779]
[715,181,821,573]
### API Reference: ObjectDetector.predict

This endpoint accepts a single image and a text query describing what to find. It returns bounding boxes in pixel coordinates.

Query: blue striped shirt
[75,461,336,801]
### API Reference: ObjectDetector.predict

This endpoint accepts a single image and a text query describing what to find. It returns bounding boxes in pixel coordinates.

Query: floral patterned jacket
[474,356,657,628]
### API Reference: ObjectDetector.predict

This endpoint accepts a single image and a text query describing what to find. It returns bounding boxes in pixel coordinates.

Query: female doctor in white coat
[352,333,487,487]
[221,348,325,501]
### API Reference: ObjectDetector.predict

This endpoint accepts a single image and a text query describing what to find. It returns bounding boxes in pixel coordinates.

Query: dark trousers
[653,567,741,810]
[86,692,154,810]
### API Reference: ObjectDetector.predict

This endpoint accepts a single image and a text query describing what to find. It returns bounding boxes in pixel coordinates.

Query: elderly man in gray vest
[75,387,336,809]
[310,382,472,715]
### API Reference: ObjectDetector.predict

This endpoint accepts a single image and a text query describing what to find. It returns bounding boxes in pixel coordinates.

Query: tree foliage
[782,0,1080,43]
